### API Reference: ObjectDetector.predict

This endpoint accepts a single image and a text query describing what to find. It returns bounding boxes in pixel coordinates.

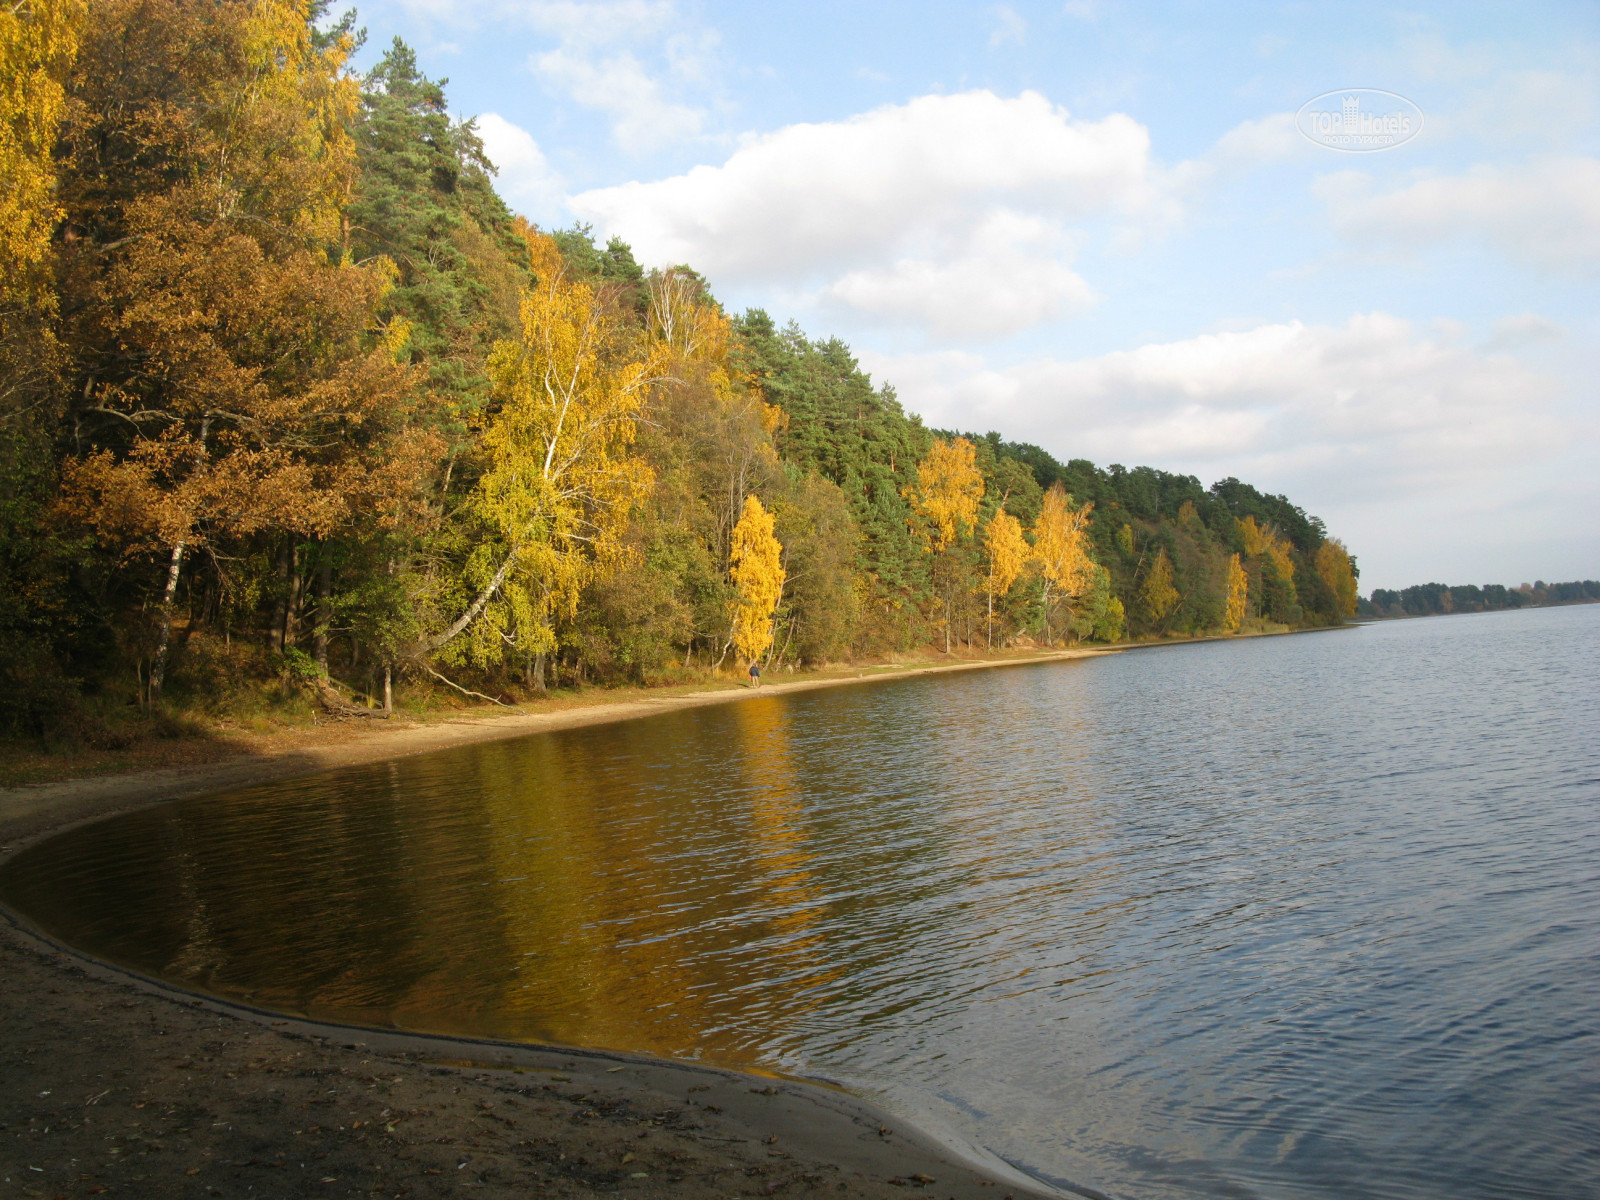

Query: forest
[1362,579,1600,619]
[0,0,1360,744]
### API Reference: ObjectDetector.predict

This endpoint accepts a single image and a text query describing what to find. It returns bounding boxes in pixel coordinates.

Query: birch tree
[728,494,784,665]
[1031,483,1095,646]
[430,230,660,685]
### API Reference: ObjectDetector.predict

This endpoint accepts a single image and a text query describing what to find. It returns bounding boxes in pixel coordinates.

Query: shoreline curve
[0,649,1130,1200]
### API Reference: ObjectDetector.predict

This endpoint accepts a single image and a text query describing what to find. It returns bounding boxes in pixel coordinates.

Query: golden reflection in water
[726,697,840,1026]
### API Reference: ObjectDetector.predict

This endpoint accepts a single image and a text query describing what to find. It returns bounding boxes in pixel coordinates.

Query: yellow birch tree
[1224,553,1248,631]
[432,229,661,682]
[908,437,984,652]
[981,507,1026,650]
[1031,483,1095,645]
[729,494,785,664]
[0,0,84,325]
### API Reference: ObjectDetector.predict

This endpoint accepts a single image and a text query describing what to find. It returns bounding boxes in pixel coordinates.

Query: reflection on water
[4,605,1598,1200]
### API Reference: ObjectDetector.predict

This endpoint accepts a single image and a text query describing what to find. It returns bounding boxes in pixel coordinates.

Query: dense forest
[1362,580,1600,619]
[0,0,1360,742]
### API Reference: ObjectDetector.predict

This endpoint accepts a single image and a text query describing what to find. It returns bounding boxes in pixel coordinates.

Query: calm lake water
[4,605,1598,1200]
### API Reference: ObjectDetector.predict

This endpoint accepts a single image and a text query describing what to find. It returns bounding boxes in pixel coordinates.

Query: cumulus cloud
[1315,156,1600,273]
[475,112,565,217]
[532,45,704,151]
[499,1,713,153]
[858,312,1564,498]
[572,90,1178,339]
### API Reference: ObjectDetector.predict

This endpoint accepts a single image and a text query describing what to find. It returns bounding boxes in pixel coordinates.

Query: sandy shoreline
[2,649,1110,1200]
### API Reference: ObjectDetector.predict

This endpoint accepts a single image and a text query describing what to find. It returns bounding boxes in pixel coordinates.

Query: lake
[3,604,1597,1200]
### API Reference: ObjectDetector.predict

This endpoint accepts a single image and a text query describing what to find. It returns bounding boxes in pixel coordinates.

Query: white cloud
[470,1,716,154]
[1315,157,1600,273]
[990,4,1026,48]
[858,312,1564,499]
[1209,112,1303,169]
[474,112,566,218]
[1485,312,1567,351]
[532,46,704,152]
[572,90,1178,339]
[822,211,1096,337]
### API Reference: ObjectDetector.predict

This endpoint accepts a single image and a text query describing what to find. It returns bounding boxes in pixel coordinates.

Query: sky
[342,0,1598,591]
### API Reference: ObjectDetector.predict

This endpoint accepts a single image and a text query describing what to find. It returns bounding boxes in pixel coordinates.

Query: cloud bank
[572,90,1182,339]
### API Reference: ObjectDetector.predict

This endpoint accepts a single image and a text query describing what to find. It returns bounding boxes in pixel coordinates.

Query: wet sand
[1,652,1105,1200]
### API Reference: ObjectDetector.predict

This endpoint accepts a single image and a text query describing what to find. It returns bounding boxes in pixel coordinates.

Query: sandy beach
[1,650,1107,1200]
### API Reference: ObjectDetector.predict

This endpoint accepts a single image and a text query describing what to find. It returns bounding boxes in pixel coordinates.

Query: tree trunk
[427,548,517,652]
[270,537,291,652]
[383,664,392,714]
[148,541,185,703]
[987,589,993,651]
[313,553,332,672]
[284,542,303,649]
[530,651,547,694]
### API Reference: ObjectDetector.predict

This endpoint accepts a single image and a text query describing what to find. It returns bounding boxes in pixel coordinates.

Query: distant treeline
[1361,580,1600,618]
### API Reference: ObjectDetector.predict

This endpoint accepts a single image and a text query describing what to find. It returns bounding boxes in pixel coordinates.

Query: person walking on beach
[748,660,762,688]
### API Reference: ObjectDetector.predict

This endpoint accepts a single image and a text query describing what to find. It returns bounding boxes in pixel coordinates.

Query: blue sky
[345,0,1598,591]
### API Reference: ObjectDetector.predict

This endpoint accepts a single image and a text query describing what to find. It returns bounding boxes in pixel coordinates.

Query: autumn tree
[908,436,984,652]
[430,230,660,689]
[56,0,438,702]
[0,0,87,728]
[1237,515,1299,624]
[0,0,83,385]
[1224,552,1248,631]
[1031,483,1095,645]
[1139,548,1180,628]
[1314,538,1358,618]
[728,494,785,665]
[981,507,1026,649]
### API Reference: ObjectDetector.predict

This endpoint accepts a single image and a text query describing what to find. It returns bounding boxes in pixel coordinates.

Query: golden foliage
[1139,547,1180,625]
[1115,522,1134,557]
[729,494,785,663]
[908,437,984,553]
[1314,538,1359,618]
[1237,515,1295,583]
[0,0,84,311]
[447,231,661,662]
[58,0,429,556]
[1224,552,1248,631]
[1032,483,1096,598]
[983,507,1027,599]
